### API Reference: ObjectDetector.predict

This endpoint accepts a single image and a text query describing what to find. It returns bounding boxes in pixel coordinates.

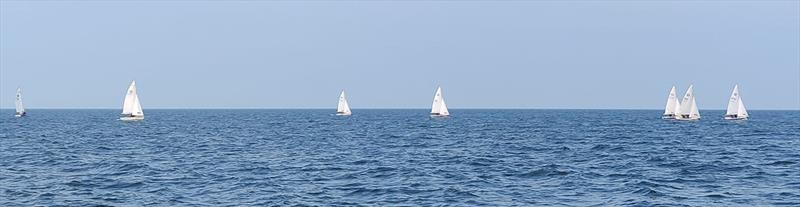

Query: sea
[1,109,798,206]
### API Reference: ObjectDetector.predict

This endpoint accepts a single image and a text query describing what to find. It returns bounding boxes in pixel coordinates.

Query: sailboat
[336,90,352,116]
[661,86,681,119]
[724,84,748,120]
[120,80,144,120]
[14,87,26,117]
[430,86,449,117]
[676,85,700,120]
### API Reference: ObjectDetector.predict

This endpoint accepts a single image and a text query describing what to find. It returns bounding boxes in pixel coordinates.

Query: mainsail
[121,80,144,119]
[15,87,25,117]
[336,90,352,115]
[725,84,748,119]
[678,85,700,120]
[430,86,449,116]
[662,86,681,118]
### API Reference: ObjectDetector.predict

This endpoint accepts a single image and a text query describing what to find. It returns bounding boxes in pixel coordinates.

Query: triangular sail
[121,81,143,117]
[440,97,449,115]
[689,96,700,119]
[133,92,143,115]
[663,86,680,116]
[726,85,740,116]
[679,85,694,116]
[15,87,25,115]
[678,85,700,119]
[337,90,351,115]
[737,98,748,118]
[431,86,449,116]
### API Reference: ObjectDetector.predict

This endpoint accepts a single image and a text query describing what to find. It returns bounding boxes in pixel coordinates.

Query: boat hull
[661,114,677,119]
[430,113,449,117]
[335,112,351,116]
[14,112,25,117]
[676,117,700,121]
[676,114,700,121]
[120,115,144,121]
[724,116,747,120]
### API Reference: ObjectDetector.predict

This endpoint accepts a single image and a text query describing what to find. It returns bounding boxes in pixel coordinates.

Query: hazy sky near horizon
[1,1,798,109]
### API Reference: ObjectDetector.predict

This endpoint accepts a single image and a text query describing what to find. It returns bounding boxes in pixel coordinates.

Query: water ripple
[1,109,799,206]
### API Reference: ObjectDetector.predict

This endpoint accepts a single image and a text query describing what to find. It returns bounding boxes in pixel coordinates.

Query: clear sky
[1,1,798,109]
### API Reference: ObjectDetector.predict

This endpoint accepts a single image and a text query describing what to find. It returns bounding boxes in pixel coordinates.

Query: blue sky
[1,1,798,109]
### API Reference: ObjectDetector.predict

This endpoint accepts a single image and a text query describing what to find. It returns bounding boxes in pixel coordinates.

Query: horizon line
[1,107,798,111]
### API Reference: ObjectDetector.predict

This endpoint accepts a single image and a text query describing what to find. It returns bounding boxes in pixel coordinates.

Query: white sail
[430,86,449,116]
[737,97,748,119]
[689,95,700,119]
[121,80,144,119]
[15,87,25,117]
[725,85,740,116]
[678,85,700,120]
[662,86,681,118]
[336,90,352,115]
[725,84,748,120]
[678,85,694,116]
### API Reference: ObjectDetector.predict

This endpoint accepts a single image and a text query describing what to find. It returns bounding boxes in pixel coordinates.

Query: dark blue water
[1,109,798,206]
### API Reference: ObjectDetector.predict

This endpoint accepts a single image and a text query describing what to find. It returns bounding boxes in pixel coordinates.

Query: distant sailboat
[677,85,700,120]
[120,81,144,120]
[14,87,26,117]
[661,86,681,119]
[336,90,352,116]
[430,86,449,117]
[724,84,748,120]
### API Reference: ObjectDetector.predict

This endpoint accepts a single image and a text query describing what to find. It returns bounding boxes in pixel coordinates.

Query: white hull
[724,115,747,120]
[661,114,677,119]
[335,112,351,116]
[120,116,144,121]
[430,113,449,117]
[676,116,700,121]
[724,117,747,120]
